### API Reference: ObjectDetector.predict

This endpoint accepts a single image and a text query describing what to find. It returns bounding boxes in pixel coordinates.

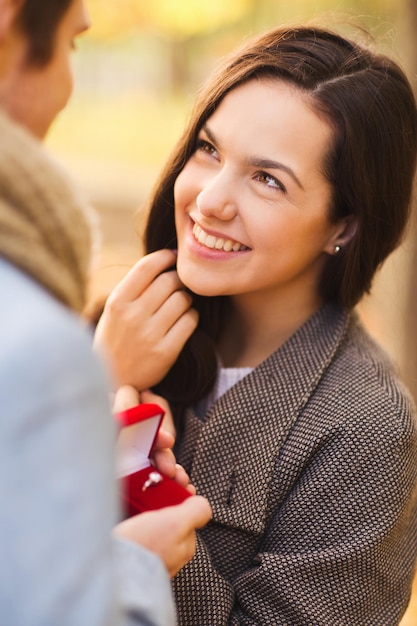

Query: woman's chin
[183,282,223,298]
[177,271,221,298]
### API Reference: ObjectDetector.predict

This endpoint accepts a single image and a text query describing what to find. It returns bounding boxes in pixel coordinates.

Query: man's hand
[114,496,212,577]
[112,386,211,578]
[94,249,198,390]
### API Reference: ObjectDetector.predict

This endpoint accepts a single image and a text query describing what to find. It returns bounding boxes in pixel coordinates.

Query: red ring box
[114,403,191,517]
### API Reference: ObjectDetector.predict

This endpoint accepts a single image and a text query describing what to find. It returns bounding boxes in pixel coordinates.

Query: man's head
[0,0,90,138]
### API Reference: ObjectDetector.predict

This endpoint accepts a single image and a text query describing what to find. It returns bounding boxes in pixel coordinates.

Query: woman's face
[174,79,345,308]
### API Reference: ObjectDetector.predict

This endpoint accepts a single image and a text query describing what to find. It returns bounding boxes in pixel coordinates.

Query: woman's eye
[196,139,218,158]
[255,172,286,192]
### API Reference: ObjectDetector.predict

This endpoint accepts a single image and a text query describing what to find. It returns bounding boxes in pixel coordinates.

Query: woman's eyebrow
[201,124,304,190]
[201,124,219,147]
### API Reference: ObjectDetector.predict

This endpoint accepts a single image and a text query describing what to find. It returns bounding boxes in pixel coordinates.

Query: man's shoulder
[0,259,112,440]
[0,258,93,351]
[0,258,107,392]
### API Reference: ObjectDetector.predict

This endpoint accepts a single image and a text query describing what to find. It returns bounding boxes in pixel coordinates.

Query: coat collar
[189,303,351,533]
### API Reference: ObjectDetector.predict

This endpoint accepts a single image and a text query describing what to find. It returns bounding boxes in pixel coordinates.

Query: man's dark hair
[17,0,73,66]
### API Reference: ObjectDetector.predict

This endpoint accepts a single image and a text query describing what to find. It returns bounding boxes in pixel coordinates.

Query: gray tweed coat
[173,304,417,625]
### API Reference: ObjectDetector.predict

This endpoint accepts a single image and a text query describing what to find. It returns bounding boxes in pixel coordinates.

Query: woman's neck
[218,289,324,368]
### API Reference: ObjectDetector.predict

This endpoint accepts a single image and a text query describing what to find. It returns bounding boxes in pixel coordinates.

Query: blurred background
[46,0,417,406]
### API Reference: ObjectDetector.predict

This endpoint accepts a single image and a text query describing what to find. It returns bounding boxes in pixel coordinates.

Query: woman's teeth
[193,224,247,252]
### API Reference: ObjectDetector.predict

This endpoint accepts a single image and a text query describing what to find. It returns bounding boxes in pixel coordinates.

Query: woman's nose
[195,171,237,221]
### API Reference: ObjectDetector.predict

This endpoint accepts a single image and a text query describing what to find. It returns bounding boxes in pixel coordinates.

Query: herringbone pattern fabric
[172,304,417,625]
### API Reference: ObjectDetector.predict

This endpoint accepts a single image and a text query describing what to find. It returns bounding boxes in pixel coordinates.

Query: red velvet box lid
[114,403,191,516]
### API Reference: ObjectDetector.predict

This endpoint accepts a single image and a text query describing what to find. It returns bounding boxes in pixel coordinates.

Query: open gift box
[114,403,191,517]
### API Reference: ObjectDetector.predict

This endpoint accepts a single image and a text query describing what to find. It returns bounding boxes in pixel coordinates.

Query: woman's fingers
[112,385,140,412]
[109,249,178,302]
[94,250,197,390]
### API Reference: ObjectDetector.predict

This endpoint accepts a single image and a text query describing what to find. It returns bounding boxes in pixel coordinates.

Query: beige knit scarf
[0,110,95,313]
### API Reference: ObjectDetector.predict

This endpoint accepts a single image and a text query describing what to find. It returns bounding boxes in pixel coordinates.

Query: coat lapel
[190,304,350,534]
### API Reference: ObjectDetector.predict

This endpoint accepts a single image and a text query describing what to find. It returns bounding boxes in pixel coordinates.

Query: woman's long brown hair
[144,26,417,427]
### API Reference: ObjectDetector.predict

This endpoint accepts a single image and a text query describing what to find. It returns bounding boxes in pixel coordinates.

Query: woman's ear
[325,214,358,255]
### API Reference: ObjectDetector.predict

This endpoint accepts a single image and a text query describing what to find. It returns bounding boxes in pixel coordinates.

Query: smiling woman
[96,24,417,625]
[174,80,343,313]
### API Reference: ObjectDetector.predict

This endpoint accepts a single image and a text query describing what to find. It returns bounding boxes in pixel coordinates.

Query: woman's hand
[114,496,212,578]
[113,385,190,490]
[94,249,198,391]
[141,389,176,438]
[140,389,191,490]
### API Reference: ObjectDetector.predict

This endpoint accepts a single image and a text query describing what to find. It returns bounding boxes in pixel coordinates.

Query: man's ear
[324,214,358,255]
[0,0,24,41]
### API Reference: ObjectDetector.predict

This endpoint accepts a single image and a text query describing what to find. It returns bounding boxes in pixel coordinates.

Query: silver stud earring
[334,245,341,254]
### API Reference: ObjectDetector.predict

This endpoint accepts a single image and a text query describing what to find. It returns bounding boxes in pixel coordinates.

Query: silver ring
[142,471,163,492]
